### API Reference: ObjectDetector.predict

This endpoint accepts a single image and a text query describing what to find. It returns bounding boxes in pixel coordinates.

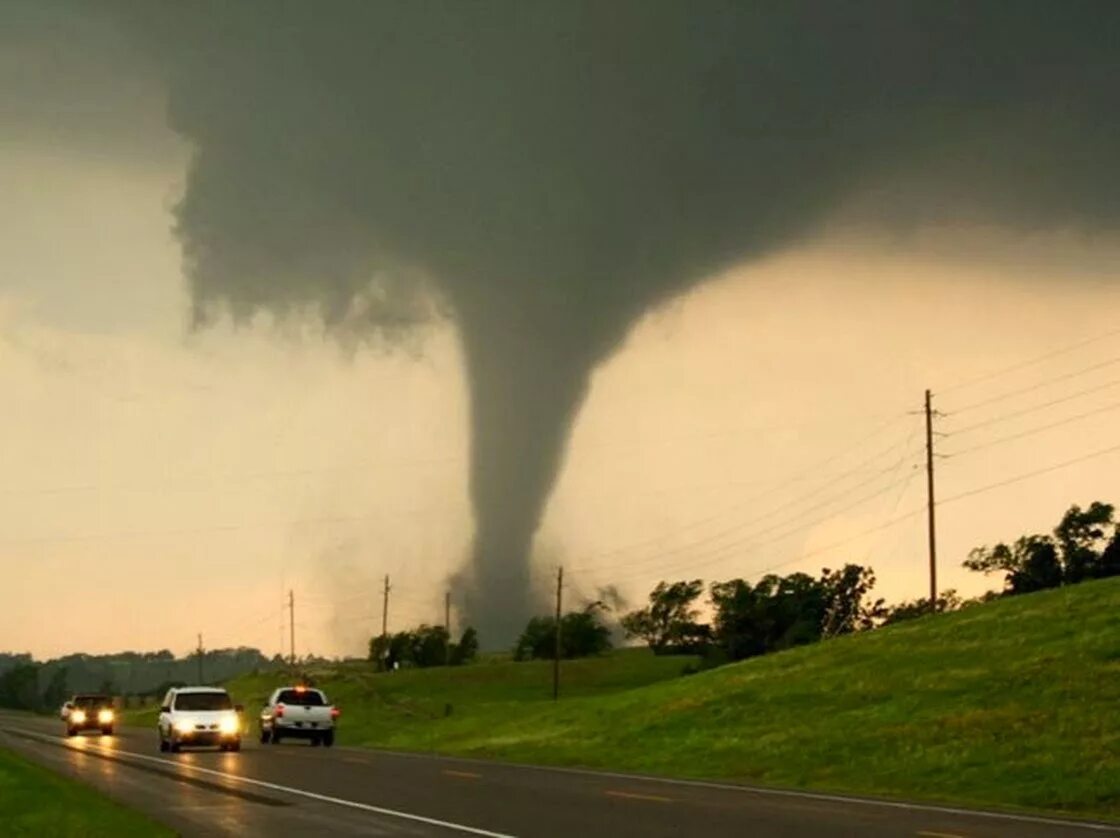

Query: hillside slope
[225,579,1120,818]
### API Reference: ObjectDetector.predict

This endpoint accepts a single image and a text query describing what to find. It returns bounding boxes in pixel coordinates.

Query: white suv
[158,686,243,753]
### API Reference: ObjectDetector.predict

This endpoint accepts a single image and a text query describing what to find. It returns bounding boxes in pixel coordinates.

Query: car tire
[101,727,113,736]
[323,730,335,748]
[311,735,321,747]
[169,736,182,754]
[229,739,241,753]
[66,727,77,737]
[159,734,169,753]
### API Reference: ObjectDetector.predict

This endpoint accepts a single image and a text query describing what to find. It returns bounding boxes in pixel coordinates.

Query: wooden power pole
[381,574,391,639]
[925,389,938,612]
[444,590,452,666]
[288,590,296,666]
[552,566,563,701]
[196,633,204,684]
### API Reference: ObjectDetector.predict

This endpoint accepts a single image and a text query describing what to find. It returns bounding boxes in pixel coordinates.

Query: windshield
[174,692,232,712]
[277,689,326,706]
[73,695,111,709]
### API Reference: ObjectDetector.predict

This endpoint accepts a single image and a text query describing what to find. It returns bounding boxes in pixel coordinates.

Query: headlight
[219,715,239,735]
[71,710,87,724]
[175,720,195,734]
[98,709,114,724]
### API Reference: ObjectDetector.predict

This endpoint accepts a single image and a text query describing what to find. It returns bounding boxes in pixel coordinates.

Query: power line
[945,354,1120,415]
[576,448,920,578]
[594,465,922,584]
[617,438,1120,590]
[937,441,1120,508]
[571,413,917,567]
[747,507,927,576]
[938,325,1120,395]
[946,375,1120,436]
[945,399,1120,459]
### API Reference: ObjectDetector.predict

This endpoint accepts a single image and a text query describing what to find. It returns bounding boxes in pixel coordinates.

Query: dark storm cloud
[5,1,1118,641]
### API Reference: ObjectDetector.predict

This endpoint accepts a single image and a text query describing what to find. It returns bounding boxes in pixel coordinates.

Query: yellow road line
[917,831,967,838]
[442,769,482,780]
[604,789,674,804]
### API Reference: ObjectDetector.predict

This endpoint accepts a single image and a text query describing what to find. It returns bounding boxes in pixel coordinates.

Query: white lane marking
[353,747,1120,833]
[11,721,1120,834]
[4,728,514,838]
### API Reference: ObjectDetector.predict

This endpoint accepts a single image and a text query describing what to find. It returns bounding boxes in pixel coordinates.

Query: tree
[964,535,1063,594]
[513,616,555,661]
[560,603,613,658]
[514,604,612,661]
[621,580,709,654]
[0,663,41,711]
[1101,528,1120,578]
[368,635,390,669]
[1054,501,1116,583]
[707,565,881,663]
[370,625,471,670]
[449,627,479,665]
[409,625,450,668]
[820,564,884,637]
[43,666,69,710]
[709,573,825,661]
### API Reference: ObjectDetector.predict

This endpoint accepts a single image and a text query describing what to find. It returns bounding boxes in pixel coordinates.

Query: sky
[3,135,1119,658]
[3,3,1120,658]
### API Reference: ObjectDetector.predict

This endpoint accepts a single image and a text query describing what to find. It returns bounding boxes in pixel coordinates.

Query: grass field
[0,746,170,836]
[140,578,1120,819]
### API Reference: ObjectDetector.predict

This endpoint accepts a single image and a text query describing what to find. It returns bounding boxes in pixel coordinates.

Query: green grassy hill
[180,579,1120,818]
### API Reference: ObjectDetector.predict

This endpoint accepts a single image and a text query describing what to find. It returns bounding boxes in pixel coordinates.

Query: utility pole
[444,590,452,666]
[196,633,204,684]
[288,590,296,667]
[552,566,563,701]
[381,574,391,639]
[925,389,938,612]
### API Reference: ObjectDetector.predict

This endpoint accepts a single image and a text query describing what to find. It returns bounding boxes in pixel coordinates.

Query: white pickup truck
[258,685,338,747]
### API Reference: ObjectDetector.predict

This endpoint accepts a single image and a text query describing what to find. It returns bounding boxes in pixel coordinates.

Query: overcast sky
[3,3,1119,658]
[4,135,1119,658]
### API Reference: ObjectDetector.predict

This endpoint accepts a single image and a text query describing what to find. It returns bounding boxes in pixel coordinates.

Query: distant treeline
[0,647,280,713]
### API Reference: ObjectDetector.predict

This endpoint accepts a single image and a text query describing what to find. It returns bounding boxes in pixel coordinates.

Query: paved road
[1,712,1116,837]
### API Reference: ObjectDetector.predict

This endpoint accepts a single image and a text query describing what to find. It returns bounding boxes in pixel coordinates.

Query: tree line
[0,647,278,713]
[501,499,1120,667]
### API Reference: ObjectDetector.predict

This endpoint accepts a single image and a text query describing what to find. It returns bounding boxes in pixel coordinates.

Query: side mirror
[160,705,171,713]
[234,704,244,714]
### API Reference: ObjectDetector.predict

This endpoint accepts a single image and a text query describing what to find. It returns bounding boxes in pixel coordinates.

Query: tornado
[21,0,1117,643]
